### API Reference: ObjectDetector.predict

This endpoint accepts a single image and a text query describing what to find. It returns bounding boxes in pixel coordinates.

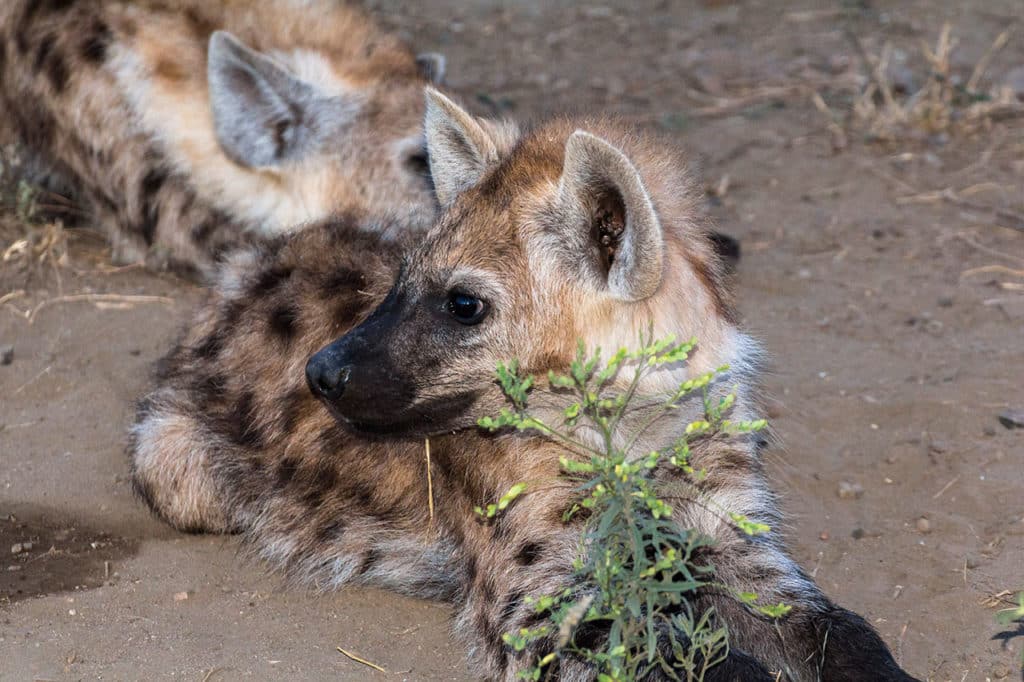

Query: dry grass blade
[4,293,176,323]
[898,188,1024,233]
[336,647,386,673]
[966,28,1012,93]
[424,437,435,525]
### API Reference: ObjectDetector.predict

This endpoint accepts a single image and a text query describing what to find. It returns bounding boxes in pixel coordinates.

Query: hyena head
[306,89,749,437]
[205,30,444,229]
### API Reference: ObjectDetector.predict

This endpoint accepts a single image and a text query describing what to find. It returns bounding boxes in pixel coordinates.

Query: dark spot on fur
[480,577,497,605]
[32,34,54,72]
[45,50,69,93]
[229,391,265,449]
[39,0,78,13]
[184,9,215,41]
[298,464,338,509]
[464,554,478,586]
[80,20,111,63]
[571,620,606,651]
[15,31,31,57]
[190,218,217,245]
[191,372,227,411]
[251,265,294,296]
[268,304,299,341]
[140,167,168,205]
[500,589,526,625]
[358,548,380,574]
[139,167,168,244]
[314,519,344,543]
[192,331,224,361]
[515,542,543,566]
[274,457,299,489]
[321,267,365,294]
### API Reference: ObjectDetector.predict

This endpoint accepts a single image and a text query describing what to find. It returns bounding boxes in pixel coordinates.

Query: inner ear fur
[558,131,664,301]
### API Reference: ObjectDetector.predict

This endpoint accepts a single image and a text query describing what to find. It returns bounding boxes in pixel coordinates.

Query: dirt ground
[2,1,1023,680]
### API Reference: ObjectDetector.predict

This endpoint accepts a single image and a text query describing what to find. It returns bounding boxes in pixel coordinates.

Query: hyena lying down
[0,0,443,274]
[130,90,917,680]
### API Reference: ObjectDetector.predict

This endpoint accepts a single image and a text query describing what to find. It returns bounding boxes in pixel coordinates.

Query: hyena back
[0,0,443,274]
[130,91,918,680]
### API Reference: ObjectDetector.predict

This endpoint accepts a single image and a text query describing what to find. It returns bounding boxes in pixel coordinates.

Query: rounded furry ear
[416,53,446,85]
[423,87,498,206]
[557,131,664,301]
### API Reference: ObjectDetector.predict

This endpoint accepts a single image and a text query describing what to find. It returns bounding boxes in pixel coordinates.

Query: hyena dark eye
[445,292,488,325]
[405,149,431,176]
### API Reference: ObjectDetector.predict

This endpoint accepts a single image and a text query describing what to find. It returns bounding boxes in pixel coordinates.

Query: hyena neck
[533,329,764,459]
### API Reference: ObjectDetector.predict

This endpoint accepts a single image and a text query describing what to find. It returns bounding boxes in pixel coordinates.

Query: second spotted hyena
[0,0,444,274]
[130,90,917,680]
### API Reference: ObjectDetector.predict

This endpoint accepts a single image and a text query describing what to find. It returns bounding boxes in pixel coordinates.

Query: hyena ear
[208,31,354,168]
[557,131,664,301]
[423,87,498,206]
[416,52,446,85]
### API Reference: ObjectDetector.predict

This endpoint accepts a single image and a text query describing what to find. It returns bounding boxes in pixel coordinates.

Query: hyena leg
[129,388,239,534]
[690,538,917,681]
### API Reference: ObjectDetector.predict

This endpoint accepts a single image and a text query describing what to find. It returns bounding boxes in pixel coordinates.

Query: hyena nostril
[305,356,350,401]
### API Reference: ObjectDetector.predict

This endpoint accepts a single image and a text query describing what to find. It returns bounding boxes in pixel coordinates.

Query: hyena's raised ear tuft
[416,53,446,85]
[557,131,664,301]
[423,87,498,206]
[208,31,356,168]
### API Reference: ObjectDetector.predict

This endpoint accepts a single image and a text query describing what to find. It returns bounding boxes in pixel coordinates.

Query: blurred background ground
[2,1,1023,679]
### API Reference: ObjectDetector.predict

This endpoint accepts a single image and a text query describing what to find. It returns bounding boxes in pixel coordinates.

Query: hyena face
[306,90,741,437]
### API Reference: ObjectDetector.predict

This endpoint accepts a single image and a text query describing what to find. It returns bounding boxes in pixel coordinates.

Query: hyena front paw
[129,405,238,534]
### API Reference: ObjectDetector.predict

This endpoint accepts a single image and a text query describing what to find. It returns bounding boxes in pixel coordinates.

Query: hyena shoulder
[0,0,441,274]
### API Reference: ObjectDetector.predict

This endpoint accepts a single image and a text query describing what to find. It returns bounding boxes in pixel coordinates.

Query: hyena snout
[305,349,351,402]
[304,333,419,432]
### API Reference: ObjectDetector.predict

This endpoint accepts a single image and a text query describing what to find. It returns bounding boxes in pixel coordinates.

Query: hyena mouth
[312,387,482,439]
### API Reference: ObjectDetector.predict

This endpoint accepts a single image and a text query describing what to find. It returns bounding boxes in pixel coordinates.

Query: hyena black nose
[305,353,350,402]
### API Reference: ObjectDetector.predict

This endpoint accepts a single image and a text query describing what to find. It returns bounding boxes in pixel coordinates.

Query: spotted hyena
[0,0,445,274]
[129,90,917,680]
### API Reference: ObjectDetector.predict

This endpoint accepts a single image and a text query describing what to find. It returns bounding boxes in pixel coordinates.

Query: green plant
[478,335,781,681]
[996,591,1024,667]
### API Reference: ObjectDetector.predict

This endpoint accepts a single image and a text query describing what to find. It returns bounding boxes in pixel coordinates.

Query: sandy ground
[2,1,1023,680]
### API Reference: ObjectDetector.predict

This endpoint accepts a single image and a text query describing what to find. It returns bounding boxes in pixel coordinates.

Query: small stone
[6,565,20,572]
[983,426,997,437]
[851,527,866,540]
[819,531,829,541]
[965,554,982,569]
[937,296,954,308]
[915,517,931,533]
[997,409,1024,429]
[68,609,76,616]
[837,481,864,500]
[10,542,30,555]
[0,346,12,366]
[173,591,189,602]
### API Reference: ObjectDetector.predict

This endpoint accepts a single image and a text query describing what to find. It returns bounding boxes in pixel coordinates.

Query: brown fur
[0,0,439,275]
[129,98,917,680]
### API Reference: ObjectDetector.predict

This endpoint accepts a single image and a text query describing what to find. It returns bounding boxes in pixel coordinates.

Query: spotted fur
[129,92,918,680]
[0,0,442,275]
